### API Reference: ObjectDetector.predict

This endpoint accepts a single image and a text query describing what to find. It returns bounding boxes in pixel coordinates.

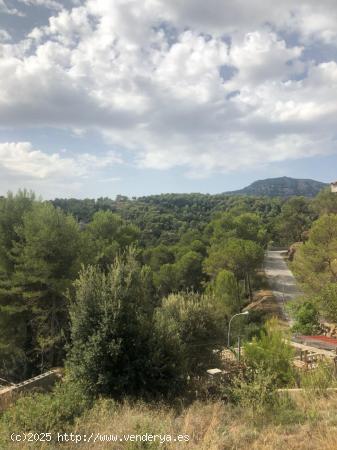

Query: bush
[67,250,224,399]
[301,360,337,394]
[317,284,337,323]
[243,318,295,387]
[66,250,157,398]
[231,371,303,427]
[292,301,321,335]
[231,371,277,412]
[150,292,225,396]
[0,380,91,439]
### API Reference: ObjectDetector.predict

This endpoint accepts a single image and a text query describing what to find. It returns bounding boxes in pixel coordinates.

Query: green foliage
[243,319,295,387]
[0,380,91,437]
[14,202,81,283]
[153,263,178,297]
[154,292,224,378]
[204,237,264,301]
[206,269,239,316]
[315,283,337,322]
[0,190,35,274]
[81,210,139,269]
[0,196,82,378]
[292,214,337,292]
[208,212,267,246]
[205,238,263,279]
[231,371,278,412]
[312,187,337,215]
[0,191,36,379]
[175,251,203,291]
[67,251,222,398]
[301,360,337,393]
[143,244,175,271]
[1,188,321,399]
[67,249,156,397]
[53,194,281,248]
[231,371,304,427]
[153,250,204,296]
[12,202,82,371]
[292,301,321,335]
[273,196,314,246]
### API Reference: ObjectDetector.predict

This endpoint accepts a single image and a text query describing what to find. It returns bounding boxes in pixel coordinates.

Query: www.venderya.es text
[10,432,190,445]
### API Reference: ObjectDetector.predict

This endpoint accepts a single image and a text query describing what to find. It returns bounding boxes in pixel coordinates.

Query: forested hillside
[2,186,337,449]
[1,190,273,383]
[226,176,327,197]
[52,193,285,247]
[1,187,334,382]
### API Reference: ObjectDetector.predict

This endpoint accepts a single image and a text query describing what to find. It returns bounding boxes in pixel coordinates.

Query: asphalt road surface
[264,250,303,323]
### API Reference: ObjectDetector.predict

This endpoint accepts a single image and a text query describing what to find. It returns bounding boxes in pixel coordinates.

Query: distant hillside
[226,176,327,197]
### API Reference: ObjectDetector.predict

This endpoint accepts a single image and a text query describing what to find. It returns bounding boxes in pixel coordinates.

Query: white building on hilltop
[331,181,337,193]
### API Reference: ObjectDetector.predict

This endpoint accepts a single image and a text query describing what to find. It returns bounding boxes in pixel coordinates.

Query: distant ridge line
[225,176,327,198]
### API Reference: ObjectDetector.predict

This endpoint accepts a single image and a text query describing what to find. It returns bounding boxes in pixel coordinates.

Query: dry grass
[3,392,337,449]
[37,394,337,449]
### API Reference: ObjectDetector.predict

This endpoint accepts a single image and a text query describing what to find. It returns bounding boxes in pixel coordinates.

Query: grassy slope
[61,394,337,450]
[3,393,337,450]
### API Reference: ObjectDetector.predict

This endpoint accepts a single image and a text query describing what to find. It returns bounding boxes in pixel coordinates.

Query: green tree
[175,251,204,291]
[153,251,204,296]
[292,301,321,335]
[153,263,178,297]
[244,319,295,387]
[273,197,314,246]
[67,254,223,398]
[206,269,239,316]
[143,244,175,271]
[292,214,337,292]
[204,238,264,300]
[312,187,337,215]
[0,191,36,380]
[0,190,35,275]
[208,212,267,246]
[315,283,337,323]
[12,202,82,372]
[153,292,223,377]
[67,250,156,397]
[81,211,139,269]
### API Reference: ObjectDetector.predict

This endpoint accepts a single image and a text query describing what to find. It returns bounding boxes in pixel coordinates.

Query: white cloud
[153,0,337,44]
[18,0,63,10]
[228,32,303,86]
[0,0,337,182]
[0,0,23,15]
[0,142,122,196]
[0,29,11,42]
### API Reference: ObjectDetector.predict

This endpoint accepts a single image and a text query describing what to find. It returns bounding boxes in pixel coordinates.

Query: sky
[0,0,337,199]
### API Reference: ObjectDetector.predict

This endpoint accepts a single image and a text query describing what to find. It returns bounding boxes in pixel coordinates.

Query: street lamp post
[227,311,249,348]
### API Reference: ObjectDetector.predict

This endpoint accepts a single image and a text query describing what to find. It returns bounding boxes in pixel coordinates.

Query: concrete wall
[0,369,63,412]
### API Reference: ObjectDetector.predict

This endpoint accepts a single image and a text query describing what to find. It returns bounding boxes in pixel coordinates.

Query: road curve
[264,250,303,323]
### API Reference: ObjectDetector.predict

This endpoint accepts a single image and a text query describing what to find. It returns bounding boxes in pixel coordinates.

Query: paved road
[264,250,303,323]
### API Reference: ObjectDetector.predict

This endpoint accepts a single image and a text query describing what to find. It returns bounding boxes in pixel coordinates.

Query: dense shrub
[292,301,321,335]
[243,318,295,387]
[0,380,91,437]
[66,250,223,399]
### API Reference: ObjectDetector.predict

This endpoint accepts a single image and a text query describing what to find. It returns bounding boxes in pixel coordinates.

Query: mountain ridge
[225,176,327,197]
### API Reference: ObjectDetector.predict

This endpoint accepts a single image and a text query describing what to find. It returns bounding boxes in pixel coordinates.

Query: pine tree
[12,202,82,372]
[0,191,35,380]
